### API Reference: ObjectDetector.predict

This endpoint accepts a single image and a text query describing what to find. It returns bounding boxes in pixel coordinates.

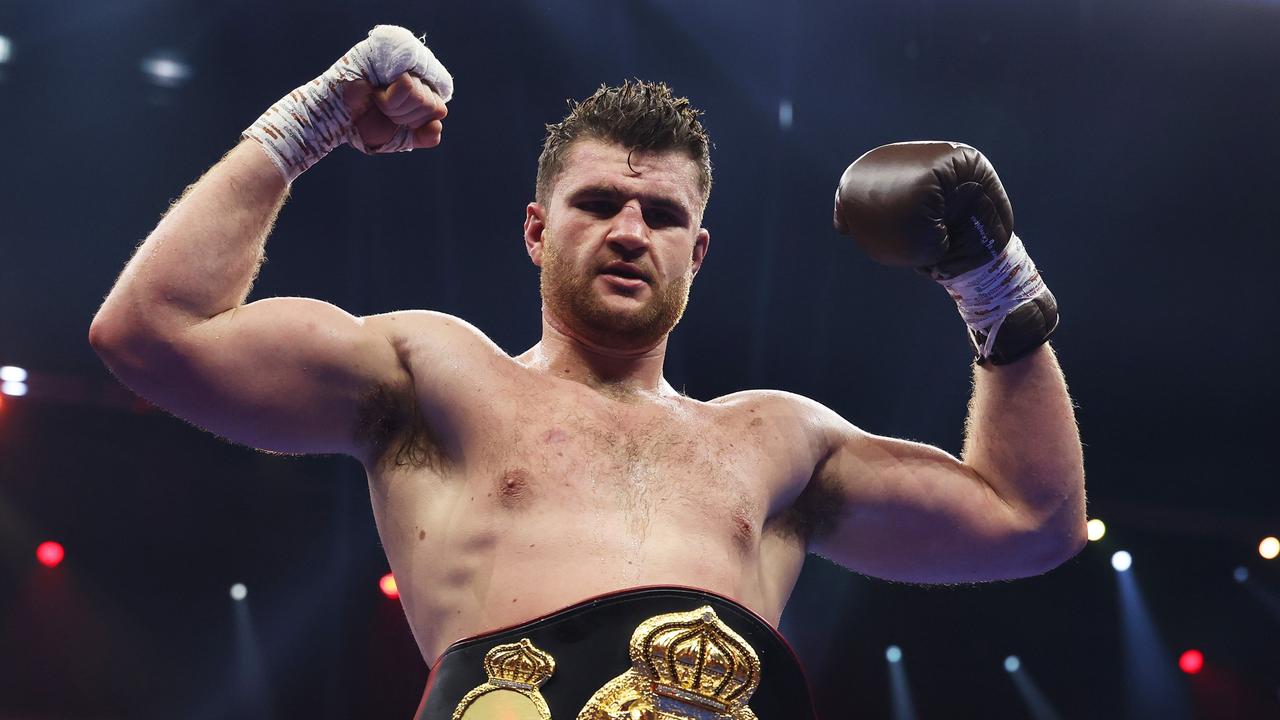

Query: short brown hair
[536,80,712,208]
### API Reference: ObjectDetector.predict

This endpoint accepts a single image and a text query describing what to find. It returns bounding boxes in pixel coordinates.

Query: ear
[690,227,710,278]
[524,203,547,267]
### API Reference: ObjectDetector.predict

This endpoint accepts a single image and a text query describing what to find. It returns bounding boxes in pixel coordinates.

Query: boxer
[89,26,1086,718]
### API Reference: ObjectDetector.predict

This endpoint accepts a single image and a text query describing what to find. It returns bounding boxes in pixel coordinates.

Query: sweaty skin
[89,77,1086,667]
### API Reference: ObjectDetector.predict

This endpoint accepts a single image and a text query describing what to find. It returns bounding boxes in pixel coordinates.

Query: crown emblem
[483,638,556,689]
[579,606,762,720]
[453,638,556,720]
[631,606,760,715]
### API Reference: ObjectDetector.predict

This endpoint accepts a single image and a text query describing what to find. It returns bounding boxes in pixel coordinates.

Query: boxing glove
[833,141,1058,365]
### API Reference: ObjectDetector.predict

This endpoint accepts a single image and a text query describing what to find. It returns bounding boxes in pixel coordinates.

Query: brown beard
[539,233,693,351]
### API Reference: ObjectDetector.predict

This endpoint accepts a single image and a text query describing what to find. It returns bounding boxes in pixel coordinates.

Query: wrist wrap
[242,25,453,183]
[932,233,1054,363]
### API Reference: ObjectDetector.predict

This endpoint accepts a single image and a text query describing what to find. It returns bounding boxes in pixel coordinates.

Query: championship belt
[414,586,818,720]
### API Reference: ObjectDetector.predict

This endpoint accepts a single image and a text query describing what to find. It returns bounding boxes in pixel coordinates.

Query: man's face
[524,139,710,352]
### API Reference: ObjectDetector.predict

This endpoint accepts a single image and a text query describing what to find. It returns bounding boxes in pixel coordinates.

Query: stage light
[1111,550,1132,572]
[1004,655,1021,672]
[0,36,11,65]
[0,366,26,382]
[885,645,902,663]
[1234,566,1249,583]
[35,541,64,568]
[778,99,793,131]
[1179,649,1203,674]
[141,53,192,88]
[379,572,399,599]
[230,583,247,601]
[1261,537,1279,560]
[1,380,27,396]
[1087,518,1106,541]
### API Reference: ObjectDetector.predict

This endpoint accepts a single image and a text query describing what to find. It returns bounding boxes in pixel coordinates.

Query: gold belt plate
[452,605,762,720]
[578,606,761,720]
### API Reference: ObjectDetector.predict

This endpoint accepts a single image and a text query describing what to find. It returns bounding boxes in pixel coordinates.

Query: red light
[36,541,64,568]
[1179,649,1204,674]
[379,572,399,599]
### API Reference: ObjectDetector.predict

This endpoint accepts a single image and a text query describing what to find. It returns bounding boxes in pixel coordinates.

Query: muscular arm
[801,345,1086,584]
[89,141,411,458]
[963,346,1085,552]
[90,33,452,459]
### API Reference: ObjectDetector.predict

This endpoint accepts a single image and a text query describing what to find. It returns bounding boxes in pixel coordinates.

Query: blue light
[1112,550,1132,572]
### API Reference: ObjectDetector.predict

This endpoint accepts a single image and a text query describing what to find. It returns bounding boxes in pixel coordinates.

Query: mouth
[599,261,651,284]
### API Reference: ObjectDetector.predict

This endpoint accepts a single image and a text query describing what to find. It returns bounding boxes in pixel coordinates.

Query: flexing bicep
[110,296,411,457]
[805,420,1066,584]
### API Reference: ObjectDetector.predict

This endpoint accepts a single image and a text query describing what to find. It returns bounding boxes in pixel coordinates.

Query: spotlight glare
[1179,649,1204,674]
[141,53,192,88]
[885,645,902,663]
[2,380,27,396]
[229,583,247,601]
[0,36,11,65]
[1004,655,1021,673]
[778,99,794,130]
[1260,537,1279,560]
[379,572,399,599]
[36,541,64,568]
[1111,550,1132,572]
[0,366,27,382]
[1086,518,1106,541]
[1233,566,1249,583]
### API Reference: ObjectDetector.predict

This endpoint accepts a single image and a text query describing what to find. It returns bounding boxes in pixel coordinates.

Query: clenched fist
[243,25,454,182]
[344,73,448,151]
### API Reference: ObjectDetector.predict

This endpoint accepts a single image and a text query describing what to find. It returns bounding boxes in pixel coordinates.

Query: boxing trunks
[414,586,818,719]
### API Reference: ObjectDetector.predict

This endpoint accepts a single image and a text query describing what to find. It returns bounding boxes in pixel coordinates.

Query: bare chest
[366,374,816,661]
[480,394,775,549]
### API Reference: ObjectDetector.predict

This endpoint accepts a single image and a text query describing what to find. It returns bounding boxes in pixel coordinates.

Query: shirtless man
[89,27,1085,719]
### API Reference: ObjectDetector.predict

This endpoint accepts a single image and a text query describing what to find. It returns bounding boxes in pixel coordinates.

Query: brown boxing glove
[834,141,1058,365]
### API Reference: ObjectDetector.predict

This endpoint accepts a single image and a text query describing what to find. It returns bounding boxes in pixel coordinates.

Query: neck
[520,308,675,398]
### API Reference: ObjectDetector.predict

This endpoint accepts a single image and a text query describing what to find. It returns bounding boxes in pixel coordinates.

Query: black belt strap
[415,586,818,719]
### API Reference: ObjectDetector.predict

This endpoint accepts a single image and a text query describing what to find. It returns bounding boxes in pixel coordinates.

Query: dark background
[2,0,1278,718]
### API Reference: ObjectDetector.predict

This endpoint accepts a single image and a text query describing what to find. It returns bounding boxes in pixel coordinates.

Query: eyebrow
[567,184,691,224]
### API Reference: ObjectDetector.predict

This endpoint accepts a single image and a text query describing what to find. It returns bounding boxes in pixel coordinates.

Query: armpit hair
[353,382,445,471]
[773,472,849,547]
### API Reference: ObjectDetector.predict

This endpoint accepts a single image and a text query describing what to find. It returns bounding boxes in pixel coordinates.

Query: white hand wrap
[934,233,1047,359]
[242,25,454,183]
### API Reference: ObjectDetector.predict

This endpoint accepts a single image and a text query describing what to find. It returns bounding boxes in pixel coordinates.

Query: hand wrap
[242,25,454,183]
[931,232,1048,361]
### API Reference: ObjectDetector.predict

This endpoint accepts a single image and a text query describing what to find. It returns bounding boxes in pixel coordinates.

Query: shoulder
[363,310,520,376]
[706,388,857,473]
[364,310,504,354]
[708,389,850,435]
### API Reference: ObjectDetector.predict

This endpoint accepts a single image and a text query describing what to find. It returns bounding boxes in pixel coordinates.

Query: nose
[605,201,650,257]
